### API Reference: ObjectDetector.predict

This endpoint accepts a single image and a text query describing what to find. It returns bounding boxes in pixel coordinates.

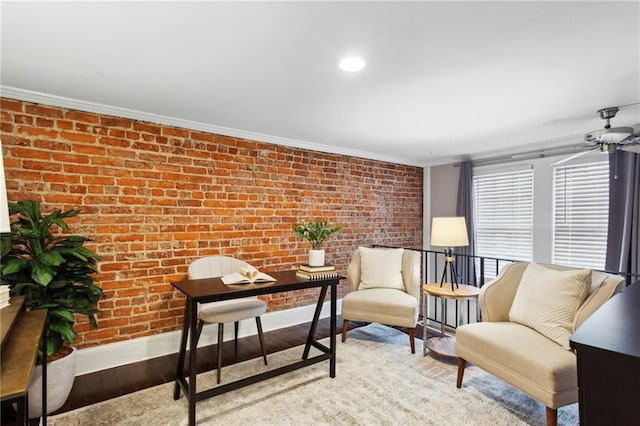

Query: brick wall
[0,98,423,349]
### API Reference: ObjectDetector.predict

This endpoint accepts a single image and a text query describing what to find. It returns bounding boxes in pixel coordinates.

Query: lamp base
[439,248,460,292]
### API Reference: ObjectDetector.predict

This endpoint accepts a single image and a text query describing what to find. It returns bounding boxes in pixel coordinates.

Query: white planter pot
[308,249,325,267]
[28,346,77,418]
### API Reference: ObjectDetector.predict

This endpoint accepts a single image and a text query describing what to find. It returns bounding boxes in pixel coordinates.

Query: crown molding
[0,86,425,168]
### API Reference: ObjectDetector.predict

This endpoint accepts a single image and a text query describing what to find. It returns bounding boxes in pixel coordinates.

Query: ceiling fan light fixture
[598,143,618,153]
[338,56,366,72]
[585,126,635,144]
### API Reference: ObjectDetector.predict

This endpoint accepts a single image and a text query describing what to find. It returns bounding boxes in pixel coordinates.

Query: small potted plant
[0,200,104,418]
[293,219,343,266]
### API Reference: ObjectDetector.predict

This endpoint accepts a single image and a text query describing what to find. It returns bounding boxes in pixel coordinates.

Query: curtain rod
[454,143,586,167]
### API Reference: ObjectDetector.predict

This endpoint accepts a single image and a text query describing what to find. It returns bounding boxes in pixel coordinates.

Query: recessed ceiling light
[338,56,366,72]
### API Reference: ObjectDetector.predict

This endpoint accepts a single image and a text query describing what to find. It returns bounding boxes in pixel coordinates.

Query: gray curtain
[605,150,640,284]
[454,160,477,285]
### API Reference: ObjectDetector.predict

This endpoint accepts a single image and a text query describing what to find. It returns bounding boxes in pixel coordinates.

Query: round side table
[422,282,480,358]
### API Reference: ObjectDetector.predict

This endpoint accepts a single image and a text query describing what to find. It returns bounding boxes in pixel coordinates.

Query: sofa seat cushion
[455,321,578,408]
[342,288,418,328]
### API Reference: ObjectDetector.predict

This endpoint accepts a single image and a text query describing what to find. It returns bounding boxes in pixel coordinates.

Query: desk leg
[303,283,328,360]
[188,300,198,426]
[174,300,191,400]
[15,396,25,426]
[42,315,47,426]
[330,280,336,378]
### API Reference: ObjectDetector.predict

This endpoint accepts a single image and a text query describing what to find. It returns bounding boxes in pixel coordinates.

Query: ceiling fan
[585,106,640,150]
[552,105,640,166]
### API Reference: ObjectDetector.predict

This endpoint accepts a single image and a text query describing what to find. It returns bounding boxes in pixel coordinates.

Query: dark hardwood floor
[2,315,402,425]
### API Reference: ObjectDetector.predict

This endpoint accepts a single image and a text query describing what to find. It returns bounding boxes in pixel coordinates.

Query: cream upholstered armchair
[455,262,624,426]
[341,247,421,353]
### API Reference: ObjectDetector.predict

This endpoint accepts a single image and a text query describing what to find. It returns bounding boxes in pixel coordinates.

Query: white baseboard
[76,299,343,376]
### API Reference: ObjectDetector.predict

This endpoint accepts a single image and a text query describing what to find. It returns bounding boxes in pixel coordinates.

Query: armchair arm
[346,249,361,293]
[402,250,422,301]
[573,274,624,330]
[479,262,528,322]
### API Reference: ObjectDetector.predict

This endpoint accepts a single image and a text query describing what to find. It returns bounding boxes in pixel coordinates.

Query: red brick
[72,144,106,155]
[51,152,90,164]
[100,117,132,128]
[11,147,50,160]
[65,110,99,124]
[162,127,189,138]
[22,160,63,172]
[25,104,64,118]
[17,126,58,138]
[64,164,99,174]
[42,173,80,183]
[36,117,55,127]
[1,98,23,112]
[57,120,74,130]
[133,122,161,134]
[59,131,97,143]
[43,193,83,205]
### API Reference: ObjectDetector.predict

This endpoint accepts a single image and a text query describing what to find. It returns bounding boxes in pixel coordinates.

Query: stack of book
[296,264,338,280]
[0,285,10,309]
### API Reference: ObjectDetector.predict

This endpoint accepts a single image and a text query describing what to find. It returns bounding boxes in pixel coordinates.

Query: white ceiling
[1,1,639,166]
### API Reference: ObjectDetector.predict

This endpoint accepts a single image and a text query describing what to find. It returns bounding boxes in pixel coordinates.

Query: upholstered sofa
[455,262,624,426]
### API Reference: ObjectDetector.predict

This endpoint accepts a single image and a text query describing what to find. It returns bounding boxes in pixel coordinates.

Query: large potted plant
[293,219,343,266]
[0,200,104,418]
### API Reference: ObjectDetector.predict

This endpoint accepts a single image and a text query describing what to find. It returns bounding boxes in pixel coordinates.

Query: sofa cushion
[509,262,591,350]
[357,246,405,291]
[342,288,418,327]
[455,321,578,408]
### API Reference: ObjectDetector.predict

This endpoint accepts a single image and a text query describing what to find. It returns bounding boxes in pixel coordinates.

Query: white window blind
[473,169,534,269]
[552,160,609,269]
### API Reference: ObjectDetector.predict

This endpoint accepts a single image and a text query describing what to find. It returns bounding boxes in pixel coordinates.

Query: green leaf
[48,308,75,322]
[46,339,61,358]
[30,259,55,286]
[46,280,68,289]
[10,281,38,295]
[50,322,77,344]
[76,246,102,261]
[1,258,29,275]
[1,237,13,256]
[39,250,65,267]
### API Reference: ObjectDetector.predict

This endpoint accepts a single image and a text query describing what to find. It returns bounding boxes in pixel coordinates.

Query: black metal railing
[373,245,639,331]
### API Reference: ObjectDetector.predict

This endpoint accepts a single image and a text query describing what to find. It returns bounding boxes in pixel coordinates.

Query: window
[553,160,609,269]
[473,168,534,268]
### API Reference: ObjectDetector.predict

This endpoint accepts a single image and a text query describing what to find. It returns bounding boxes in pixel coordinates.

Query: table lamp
[430,217,469,291]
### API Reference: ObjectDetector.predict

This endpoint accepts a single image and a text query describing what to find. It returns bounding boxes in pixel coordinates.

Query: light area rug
[49,324,578,425]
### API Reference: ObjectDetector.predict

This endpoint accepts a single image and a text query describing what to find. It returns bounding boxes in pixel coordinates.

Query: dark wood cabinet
[570,281,640,426]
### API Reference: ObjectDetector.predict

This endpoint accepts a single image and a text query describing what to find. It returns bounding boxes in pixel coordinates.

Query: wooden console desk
[172,270,342,426]
[570,281,640,426]
[0,296,48,426]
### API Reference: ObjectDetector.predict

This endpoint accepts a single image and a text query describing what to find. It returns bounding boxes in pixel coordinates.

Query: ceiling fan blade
[549,148,594,167]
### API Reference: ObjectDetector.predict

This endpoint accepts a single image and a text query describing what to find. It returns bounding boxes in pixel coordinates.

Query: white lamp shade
[0,143,10,233]
[430,217,469,247]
